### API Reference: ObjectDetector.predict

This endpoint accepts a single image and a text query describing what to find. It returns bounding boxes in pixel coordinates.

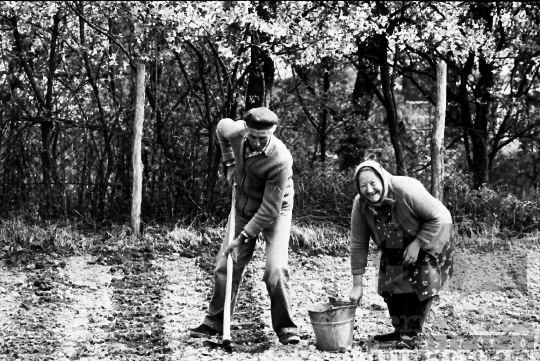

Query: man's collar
[244,135,275,157]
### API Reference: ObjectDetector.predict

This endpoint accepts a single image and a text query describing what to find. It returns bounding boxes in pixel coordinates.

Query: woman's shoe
[374,331,401,342]
[279,332,300,345]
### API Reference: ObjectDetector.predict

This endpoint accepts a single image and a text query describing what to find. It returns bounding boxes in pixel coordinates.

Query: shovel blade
[202,340,234,353]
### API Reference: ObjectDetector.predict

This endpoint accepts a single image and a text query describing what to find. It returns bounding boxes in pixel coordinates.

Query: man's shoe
[189,324,222,338]
[279,333,300,345]
[374,331,401,342]
[396,335,418,350]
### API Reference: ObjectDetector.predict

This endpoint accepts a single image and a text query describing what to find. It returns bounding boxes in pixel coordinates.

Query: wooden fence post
[131,62,145,237]
[431,61,447,201]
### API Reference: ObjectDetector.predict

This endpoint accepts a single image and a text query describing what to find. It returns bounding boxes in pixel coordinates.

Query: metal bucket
[307,300,356,353]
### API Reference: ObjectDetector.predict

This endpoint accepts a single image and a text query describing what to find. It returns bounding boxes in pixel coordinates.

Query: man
[190,107,299,345]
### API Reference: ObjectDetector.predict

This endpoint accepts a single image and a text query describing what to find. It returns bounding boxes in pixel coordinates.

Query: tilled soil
[1,241,539,361]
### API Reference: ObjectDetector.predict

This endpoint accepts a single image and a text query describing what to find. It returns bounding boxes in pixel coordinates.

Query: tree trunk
[131,63,145,237]
[40,123,53,210]
[245,45,274,110]
[198,54,219,211]
[245,2,276,111]
[320,111,327,163]
[431,61,446,200]
[459,53,491,189]
[78,131,88,211]
[472,57,493,188]
[378,34,406,175]
[11,14,61,214]
[352,70,373,122]
[470,134,490,188]
[320,60,331,163]
[78,1,114,218]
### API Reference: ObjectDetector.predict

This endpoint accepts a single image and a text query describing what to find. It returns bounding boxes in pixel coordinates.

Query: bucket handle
[326,304,354,318]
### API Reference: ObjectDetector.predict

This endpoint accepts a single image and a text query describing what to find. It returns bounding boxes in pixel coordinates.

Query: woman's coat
[350,161,454,300]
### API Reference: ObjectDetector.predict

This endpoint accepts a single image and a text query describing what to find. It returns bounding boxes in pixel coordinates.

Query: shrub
[445,179,540,238]
[294,166,540,240]
[293,166,356,228]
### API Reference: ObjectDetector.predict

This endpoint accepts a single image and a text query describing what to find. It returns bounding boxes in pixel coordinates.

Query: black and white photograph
[0,1,539,360]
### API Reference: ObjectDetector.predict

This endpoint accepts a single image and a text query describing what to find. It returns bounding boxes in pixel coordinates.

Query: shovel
[203,185,236,352]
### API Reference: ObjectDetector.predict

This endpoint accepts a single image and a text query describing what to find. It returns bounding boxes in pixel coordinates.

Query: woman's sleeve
[350,195,370,275]
[406,180,453,256]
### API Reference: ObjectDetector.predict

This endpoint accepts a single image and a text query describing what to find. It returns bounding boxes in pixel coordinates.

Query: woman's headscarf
[354,160,395,208]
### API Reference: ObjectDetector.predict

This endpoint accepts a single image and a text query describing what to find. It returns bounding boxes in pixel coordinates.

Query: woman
[348,160,454,350]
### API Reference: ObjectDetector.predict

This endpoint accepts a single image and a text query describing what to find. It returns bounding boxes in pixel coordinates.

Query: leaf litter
[0,240,539,360]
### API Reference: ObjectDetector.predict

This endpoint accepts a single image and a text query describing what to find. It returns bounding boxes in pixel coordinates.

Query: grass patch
[1,213,537,260]
[0,215,93,253]
[0,215,352,258]
[0,216,223,256]
[289,222,350,256]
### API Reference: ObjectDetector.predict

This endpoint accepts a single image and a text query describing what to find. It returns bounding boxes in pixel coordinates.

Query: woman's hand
[402,239,422,267]
[349,285,363,306]
[349,274,364,306]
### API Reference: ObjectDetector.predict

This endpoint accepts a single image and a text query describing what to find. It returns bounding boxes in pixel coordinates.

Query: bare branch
[66,2,134,66]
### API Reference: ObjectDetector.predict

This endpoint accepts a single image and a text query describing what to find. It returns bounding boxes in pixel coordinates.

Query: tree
[431,61,447,200]
[291,59,335,165]
[245,1,276,110]
[1,0,539,223]
[400,2,540,188]
[4,2,65,212]
[131,63,145,237]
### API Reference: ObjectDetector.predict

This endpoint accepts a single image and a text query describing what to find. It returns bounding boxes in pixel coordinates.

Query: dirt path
[58,255,115,360]
[1,243,539,360]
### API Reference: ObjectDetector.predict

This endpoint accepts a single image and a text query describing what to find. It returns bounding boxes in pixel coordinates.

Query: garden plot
[1,242,539,361]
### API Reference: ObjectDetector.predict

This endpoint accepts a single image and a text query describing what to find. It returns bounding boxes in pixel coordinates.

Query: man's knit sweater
[217,118,294,238]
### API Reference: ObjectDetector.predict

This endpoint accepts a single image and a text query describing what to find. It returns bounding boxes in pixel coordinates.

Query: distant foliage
[294,167,540,239]
[292,166,356,228]
[0,1,539,225]
[445,178,540,237]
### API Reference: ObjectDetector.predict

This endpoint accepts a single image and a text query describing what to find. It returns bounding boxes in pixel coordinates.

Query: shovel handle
[223,186,236,343]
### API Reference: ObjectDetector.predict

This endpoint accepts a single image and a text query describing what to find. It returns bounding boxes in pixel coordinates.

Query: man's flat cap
[244,107,279,130]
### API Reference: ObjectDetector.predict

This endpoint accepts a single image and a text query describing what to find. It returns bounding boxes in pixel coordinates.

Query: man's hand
[226,166,236,188]
[223,234,249,263]
[402,239,422,267]
[223,161,236,188]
